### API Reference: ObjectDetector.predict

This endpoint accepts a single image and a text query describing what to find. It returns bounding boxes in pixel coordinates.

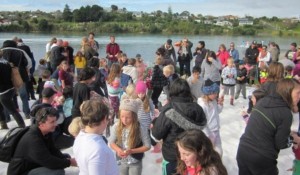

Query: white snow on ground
[0,90,297,175]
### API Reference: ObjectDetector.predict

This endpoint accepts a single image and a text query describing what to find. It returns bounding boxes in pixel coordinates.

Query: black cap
[42,88,56,98]
[252,40,257,45]
[167,39,172,45]
[136,54,141,58]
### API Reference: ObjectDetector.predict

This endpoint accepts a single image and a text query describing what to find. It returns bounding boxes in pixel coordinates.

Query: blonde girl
[109,98,151,175]
[198,79,223,156]
[74,51,87,75]
[220,58,237,105]
[176,129,228,175]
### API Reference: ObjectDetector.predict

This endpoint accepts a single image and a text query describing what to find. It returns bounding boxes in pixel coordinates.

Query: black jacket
[150,65,168,89]
[151,96,207,162]
[236,67,247,84]
[239,93,293,160]
[7,125,70,175]
[50,45,66,68]
[245,47,259,65]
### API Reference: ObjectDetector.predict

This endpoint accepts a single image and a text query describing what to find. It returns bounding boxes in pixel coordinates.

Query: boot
[230,98,234,106]
[0,121,9,130]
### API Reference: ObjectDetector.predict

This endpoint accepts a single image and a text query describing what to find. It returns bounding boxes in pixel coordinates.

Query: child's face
[239,64,244,69]
[137,93,146,99]
[62,64,69,71]
[120,110,134,127]
[177,143,198,168]
[208,93,218,101]
[227,61,234,67]
[163,71,171,78]
[192,72,200,79]
[121,56,127,62]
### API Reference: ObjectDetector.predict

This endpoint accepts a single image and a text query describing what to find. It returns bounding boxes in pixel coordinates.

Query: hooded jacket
[151,96,207,162]
[239,93,293,160]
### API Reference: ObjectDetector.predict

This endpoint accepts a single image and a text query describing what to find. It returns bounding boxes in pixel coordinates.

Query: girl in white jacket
[198,79,223,157]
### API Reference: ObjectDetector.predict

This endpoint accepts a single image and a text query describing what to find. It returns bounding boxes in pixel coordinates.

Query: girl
[58,60,74,89]
[109,98,151,175]
[107,63,123,122]
[220,58,237,105]
[198,79,223,156]
[216,44,230,69]
[74,50,87,75]
[176,129,228,175]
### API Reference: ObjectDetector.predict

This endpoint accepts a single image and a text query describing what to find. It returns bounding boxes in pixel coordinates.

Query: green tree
[111,5,118,11]
[62,4,73,22]
[38,19,50,31]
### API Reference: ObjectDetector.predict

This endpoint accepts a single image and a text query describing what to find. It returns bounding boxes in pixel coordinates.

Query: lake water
[0,32,296,66]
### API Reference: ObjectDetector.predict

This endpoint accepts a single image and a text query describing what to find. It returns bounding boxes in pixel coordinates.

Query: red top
[186,165,202,175]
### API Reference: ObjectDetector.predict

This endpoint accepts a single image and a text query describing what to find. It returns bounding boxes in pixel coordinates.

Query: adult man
[161,39,176,65]
[285,42,297,60]
[1,40,32,119]
[50,39,66,72]
[228,42,240,64]
[245,40,259,85]
[88,32,100,52]
[106,35,120,67]
[30,87,74,149]
[7,106,77,175]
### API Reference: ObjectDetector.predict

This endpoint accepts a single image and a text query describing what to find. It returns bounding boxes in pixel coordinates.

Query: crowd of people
[1,33,300,175]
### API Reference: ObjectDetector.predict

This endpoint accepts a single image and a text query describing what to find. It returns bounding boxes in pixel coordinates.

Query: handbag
[10,56,24,89]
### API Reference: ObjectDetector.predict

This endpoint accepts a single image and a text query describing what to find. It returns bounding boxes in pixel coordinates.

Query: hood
[2,40,17,48]
[258,94,289,109]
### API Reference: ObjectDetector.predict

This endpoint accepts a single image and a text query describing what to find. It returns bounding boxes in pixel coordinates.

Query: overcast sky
[1,0,299,18]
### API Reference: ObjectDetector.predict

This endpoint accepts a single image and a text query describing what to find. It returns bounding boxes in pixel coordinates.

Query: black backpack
[0,127,30,163]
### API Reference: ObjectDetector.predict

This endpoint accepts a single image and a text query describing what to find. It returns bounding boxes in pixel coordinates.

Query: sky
[1,0,299,18]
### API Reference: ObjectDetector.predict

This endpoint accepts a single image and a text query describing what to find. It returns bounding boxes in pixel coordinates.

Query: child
[136,57,147,81]
[198,79,223,156]
[62,86,73,135]
[58,60,74,89]
[241,89,266,123]
[68,117,83,137]
[74,50,87,75]
[235,62,247,99]
[175,129,228,175]
[107,63,123,122]
[220,58,237,105]
[163,64,179,98]
[187,66,203,101]
[36,69,51,99]
[122,58,138,83]
[109,98,151,175]
[36,58,47,83]
[73,99,119,175]
[285,65,293,79]
[259,64,268,84]
[150,56,167,109]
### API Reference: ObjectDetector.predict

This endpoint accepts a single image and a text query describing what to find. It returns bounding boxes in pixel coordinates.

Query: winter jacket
[239,93,293,161]
[50,45,66,68]
[221,66,237,86]
[193,48,207,66]
[245,47,259,65]
[200,59,222,82]
[151,96,207,162]
[0,58,13,93]
[161,44,176,63]
[7,125,70,175]
[236,67,247,84]
[150,65,168,89]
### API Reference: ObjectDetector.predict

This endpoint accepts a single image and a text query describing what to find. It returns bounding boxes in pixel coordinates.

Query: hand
[123,149,133,157]
[117,149,127,158]
[69,158,77,167]
[218,97,224,105]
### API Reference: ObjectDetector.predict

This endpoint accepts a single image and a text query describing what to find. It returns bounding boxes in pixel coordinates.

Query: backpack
[0,127,30,163]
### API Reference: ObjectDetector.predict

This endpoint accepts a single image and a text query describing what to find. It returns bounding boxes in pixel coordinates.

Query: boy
[36,69,51,99]
[187,66,203,101]
[235,62,247,99]
[163,64,179,98]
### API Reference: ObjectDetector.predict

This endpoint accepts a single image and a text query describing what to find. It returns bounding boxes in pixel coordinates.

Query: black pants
[237,145,278,175]
[179,60,191,77]
[151,87,163,108]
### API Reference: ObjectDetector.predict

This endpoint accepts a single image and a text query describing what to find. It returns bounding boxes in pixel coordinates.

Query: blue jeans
[18,83,30,115]
[28,167,65,175]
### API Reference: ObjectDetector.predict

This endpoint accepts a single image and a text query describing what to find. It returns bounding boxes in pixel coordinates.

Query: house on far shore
[216,20,232,27]
[0,19,11,26]
[239,18,253,26]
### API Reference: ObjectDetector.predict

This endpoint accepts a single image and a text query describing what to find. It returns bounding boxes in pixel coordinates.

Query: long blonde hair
[116,111,142,148]
[107,63,121,84]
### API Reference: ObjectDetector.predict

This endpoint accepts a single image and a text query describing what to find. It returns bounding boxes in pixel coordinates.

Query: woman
[237,78,300,175]
[80,37,99,63]
[216,44,230,69]
[258,45,271,68]
[151,78,207,175]
[200,50,222,85]
[0,49,25,129]
[177,38,193,76]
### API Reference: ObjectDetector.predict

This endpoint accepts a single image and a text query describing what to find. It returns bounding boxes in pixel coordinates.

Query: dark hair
[277,78,300,109]
[88,57,100,68]
[128,58,136,66]
[35,107,58,125]
[206,50,217,65]
[169,79,193,101]
[252,89,266,102]
[80,99,109,127]
[78,67,95,81]
[192,66,201,73]
[199,41,205,47]
[89,32,95,36]
[156,47,166,56]
[285,65,293,72]
[63,86,73,99]
[176,129,228,175]
[42,70,51,79]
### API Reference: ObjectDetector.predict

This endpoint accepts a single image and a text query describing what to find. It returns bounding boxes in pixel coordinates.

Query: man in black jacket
[245,40,259,85]
[7,106,77,175]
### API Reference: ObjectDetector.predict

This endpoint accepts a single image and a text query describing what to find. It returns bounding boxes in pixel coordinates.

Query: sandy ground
[0,90,297,175]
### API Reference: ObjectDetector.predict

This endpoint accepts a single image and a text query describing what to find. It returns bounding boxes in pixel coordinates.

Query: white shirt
[73,131,119,175]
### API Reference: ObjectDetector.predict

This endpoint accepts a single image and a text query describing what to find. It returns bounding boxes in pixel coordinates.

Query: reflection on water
[0,32,294,67]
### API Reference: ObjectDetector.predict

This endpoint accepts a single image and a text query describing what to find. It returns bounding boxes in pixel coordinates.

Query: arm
[126,126,151,155]
[275,112,293,149]
[151,110,171,141]
[108,124,127,158]
[211,59,222,70]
